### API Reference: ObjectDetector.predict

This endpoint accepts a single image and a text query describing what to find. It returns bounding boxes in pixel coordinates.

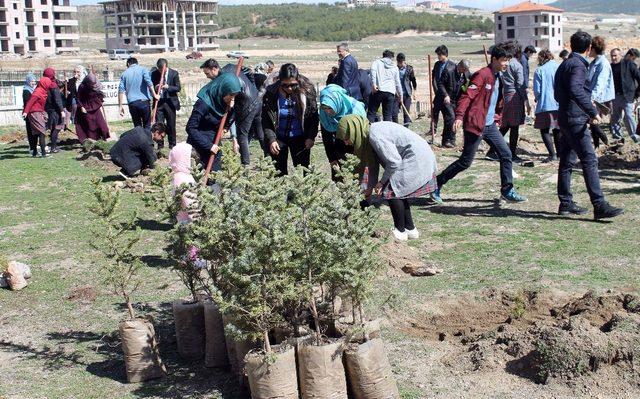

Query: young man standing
[432,45,458,147]
[554,31,623,220]
[152,58,181,150]
[118,58,159,129]
[393,53,417,127]
[610,48,640,142]
[335,43,362,101]
[433,43,526,204]
[368,49,402,123]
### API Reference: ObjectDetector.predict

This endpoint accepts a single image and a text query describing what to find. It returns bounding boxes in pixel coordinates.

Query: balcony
[55,32,78,40]
[52,5,77,13]
[56,45,79,53]
[53,19,78,26]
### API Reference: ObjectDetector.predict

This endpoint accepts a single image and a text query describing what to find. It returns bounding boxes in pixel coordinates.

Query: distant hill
[78,5,103,34]
[549,0,640,14]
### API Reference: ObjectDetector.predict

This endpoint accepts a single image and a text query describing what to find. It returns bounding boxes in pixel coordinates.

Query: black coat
[442,69,471,102]
[433,60,457,99]
[336,54,362,101]
[262,78,319,145]
[45,87,64,130]
[358,69,372,108]
[66,77,79,112]
[109,126,157,176]
[613,59,640,103]
[554,53,598,128]
[151,68,181,110]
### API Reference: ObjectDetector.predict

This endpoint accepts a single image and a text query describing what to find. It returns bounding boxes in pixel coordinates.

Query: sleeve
[370,61,378,87]
[262,94,277,145]
[343,57,357,86]
[186,100,215,153]
[167,71,181,94]
[144,69,153,88]
[81,92,104,112]
[516,63,527,99]
[370,134,402,186]
[304,87,320,140]
[569,65,597,118]
[410,68,417,90]
[321,127,338,163]
[335,61,345,87]
[455,71,484,121]
[118,74,126,93]
[630,63,640,99]
[438,71,450,97]
[394,69,402,97]
[23,90,38,114]
[141,140,157,168]
[52,88,64,113]
[589,63,604,100]
[533,69,542,102]
[22,91,31,111]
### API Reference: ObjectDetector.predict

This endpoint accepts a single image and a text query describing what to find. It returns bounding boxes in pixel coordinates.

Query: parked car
[109,49,134,60]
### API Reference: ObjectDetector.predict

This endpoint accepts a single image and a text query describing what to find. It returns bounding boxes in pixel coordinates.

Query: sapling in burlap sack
[90,179,166,383]
[191,151,300,397]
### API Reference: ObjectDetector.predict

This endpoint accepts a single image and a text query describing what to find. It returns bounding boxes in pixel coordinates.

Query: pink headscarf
[169,143,196,224]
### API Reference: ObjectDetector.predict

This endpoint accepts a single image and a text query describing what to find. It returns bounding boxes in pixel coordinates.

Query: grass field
[1,108,640,398]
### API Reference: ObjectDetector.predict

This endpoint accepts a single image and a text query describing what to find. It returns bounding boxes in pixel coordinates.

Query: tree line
[219,4,493,42]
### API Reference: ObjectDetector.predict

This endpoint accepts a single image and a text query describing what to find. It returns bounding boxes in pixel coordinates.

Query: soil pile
[598,142,640,169]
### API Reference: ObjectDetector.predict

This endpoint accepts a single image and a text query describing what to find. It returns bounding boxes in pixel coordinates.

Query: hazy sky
[72,0,555,11]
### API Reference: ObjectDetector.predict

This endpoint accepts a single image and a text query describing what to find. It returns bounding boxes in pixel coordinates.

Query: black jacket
[613,59,640,103]
[151,68,181,110]
[442,69,471,102]
[262,78,319,145]
[109,126,157,176]
[554,53,598,128]
[66,77,79,112]
[336,54,362,101]
[433,60,457,99]
[358,69,372,108]
[45,86,64,130]
[400,64,417,97]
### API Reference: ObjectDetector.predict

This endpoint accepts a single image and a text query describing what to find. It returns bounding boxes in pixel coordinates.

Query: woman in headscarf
[67,65,87,124]
[337,115,438,242]
[45,75,65,153]
[22,74,37,156]
[170,142,196,224]
[75,72,110,143]
[533,49,560,162]
[186,72,245,170]
[319,84,367,180]
[23,68,58,158]
[262,63,319,175]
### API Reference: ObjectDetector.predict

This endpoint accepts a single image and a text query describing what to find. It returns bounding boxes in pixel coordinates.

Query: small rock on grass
[401,264,443,277]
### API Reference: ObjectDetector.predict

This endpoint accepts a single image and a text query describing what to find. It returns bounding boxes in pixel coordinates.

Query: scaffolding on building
[102,0,219,53]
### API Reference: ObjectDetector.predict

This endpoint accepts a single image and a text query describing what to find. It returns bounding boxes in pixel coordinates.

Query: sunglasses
[281,83,299,89]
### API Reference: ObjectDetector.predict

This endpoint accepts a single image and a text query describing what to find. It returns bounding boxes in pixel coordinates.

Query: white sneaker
[406,228,420,239]
[393,228,408,241]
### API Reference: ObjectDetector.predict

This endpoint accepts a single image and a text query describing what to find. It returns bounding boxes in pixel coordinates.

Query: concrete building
[417,1,449,10]
[347,0,393,7]
[0,0,79,55]
[102,0,220,53]
[494,1,564,53]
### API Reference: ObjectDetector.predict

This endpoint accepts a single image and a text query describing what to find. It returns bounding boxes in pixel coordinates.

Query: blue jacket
[588,55,615,103]
[554,53,598,128]
[533,61,559,114]
[336,54,362,101]
[118,64,153,103]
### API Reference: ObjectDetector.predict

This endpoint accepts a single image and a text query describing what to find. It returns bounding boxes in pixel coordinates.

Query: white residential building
[347,0,393,7]
[102,0,220,53]
[0,0,79,55]
[494,1,564,53]
[417,1,449,10]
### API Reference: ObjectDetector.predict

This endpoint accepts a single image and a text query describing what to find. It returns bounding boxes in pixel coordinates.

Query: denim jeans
[610,94,637,139]
[437,123,513,194]
[128,100,151,129]
[557,124,605,207]
[367,91,396,122]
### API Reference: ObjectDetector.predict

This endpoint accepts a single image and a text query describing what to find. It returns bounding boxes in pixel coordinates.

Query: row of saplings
[91,147,400,398]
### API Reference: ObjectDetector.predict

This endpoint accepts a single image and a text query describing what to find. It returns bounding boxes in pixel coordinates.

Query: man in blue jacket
[336,43,362,102]
[554,31,623,220]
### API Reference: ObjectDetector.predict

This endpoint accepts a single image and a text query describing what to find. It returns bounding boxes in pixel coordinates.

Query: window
[498,15,502,21]
[552,28,555,37]
[535,28,539,35]
[552,15,555,24]
[41,11,48,19]
[558,40,561,46]
[44,39,50,46]
[41,0,46,4]
[535,15,538,23]
[507,16,515,26]
[14,17,17,23]
[507,29,515,39]
[43,25,49,33]
[12,3,17,9]
[543,15,548,23]
[15,31,19,38]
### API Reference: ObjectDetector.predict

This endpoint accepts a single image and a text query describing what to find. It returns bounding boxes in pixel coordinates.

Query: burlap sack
[298,340,348,399]
[203,301,228,368]
[119,319,167,383]
[344,338,399,399]
[246,346,299,399]
[6,261,27,291]
[172,300,205,360]
[222,314,240,373]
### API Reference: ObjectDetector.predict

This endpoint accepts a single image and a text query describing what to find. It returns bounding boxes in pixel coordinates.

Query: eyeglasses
[281,83,299,90]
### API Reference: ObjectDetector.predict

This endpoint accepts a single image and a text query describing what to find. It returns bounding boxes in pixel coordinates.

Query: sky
[71,0,555,11]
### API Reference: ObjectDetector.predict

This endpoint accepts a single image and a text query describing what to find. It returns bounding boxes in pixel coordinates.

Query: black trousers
[129,100,151,129]
[367,91,395,123]
[389,199,415,232]
[321,126,354,181]
[26,119,37,155]
[433,96,456,144]
[271,135,310,176]
[392,95,412,127]
[155,100,176,148]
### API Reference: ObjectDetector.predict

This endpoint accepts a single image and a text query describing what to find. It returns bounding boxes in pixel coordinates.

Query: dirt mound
[394,290,640,389]
[0,131,26,144]
[598,143,640,169]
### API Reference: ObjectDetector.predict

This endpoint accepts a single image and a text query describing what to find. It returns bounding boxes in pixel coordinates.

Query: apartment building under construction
[102,0,219,53]
[0,0,79,55]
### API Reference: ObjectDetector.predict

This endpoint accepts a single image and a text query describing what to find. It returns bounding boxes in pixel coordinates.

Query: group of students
[21,66,110,157]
